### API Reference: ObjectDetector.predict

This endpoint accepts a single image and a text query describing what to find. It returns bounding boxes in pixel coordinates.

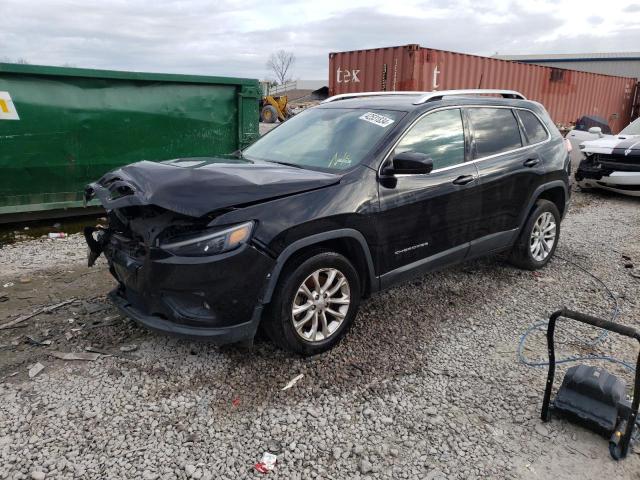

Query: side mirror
[382,151,434,176]
[588,126,603,137]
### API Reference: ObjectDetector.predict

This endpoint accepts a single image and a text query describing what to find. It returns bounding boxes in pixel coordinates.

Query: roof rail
[321,89,526,104]
[412,89,526,104]
[321,91,428,103]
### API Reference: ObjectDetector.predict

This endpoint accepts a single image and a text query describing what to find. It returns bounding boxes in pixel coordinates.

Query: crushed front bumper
[576,159,640,197]
[102,237,275,343]
[109,290,264,342]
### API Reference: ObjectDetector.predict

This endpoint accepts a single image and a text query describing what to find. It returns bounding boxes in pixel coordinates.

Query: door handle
[452,175,475,185]
[524,157,540,167]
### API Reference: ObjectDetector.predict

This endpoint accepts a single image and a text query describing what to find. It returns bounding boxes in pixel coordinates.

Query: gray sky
[2,0,639,81]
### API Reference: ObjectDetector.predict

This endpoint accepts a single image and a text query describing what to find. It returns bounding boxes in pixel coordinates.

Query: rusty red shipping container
[329,44,638,133]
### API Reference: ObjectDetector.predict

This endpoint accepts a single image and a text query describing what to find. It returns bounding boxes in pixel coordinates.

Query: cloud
[243,4,565,78]
[624,3,640,12]
[0,0,638,81]
[528,26,640,54]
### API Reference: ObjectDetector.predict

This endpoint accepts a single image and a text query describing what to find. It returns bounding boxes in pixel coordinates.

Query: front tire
[260,105,278,123]
[509,199,561,270]
[264,251,361,355]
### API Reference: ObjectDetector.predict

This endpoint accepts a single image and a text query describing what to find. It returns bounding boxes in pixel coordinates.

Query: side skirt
[379,243,469,290]
[378,228,518,290]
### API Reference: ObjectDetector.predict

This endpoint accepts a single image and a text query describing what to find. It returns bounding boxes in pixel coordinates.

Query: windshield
[243,107,405,171]
[620,117,640,136]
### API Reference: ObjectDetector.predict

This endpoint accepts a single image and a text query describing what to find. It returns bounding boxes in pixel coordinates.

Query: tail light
[564,138,573,153]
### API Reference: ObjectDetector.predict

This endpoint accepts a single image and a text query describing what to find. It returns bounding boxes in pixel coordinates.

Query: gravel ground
[1,189,639,479]
[0,235,93,278]
[259,122,279,136]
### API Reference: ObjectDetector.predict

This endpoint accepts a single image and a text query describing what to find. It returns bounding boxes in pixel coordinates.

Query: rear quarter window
[517,110,549,144]
[467,108,522,158]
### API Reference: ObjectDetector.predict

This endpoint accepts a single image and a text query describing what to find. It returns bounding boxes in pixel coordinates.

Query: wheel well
[537,187,566,217]
[275,238,372,298]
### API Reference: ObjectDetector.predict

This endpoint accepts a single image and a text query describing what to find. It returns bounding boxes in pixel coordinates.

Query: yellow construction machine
[260,95,293,123]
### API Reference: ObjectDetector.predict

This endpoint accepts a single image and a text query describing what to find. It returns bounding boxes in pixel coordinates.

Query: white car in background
[574,117,640,197]
[565,115,612,166]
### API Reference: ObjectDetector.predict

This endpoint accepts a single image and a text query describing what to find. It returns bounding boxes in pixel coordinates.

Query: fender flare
[518,180,569,229]
[260,228,378,304]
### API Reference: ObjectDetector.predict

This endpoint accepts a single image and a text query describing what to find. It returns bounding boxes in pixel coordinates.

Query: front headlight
[161,221,254,257]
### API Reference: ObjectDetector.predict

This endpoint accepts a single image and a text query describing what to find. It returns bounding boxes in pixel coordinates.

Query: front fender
[260,228,378,304]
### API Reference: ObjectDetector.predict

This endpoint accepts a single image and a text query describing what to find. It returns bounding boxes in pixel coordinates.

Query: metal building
[494,52,640,80]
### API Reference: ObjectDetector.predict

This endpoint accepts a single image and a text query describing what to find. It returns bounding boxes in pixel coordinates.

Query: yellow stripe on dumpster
[0,91,20,120]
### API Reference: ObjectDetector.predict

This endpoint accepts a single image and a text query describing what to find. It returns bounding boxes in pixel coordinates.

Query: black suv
[85,89,571,355]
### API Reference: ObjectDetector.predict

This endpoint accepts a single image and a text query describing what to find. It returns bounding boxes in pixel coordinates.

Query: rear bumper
[109,290,263,343]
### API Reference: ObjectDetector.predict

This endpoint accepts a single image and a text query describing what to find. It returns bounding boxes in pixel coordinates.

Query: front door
[376,107,481,287]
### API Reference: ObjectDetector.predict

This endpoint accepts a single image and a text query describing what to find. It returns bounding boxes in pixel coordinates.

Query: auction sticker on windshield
[359,112,394,127]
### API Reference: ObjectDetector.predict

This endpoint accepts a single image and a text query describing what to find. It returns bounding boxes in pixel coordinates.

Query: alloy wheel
[291,268,351,343]
[530,211,556,262]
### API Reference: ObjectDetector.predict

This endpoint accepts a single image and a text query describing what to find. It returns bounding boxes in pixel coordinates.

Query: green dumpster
[0,63,261,217]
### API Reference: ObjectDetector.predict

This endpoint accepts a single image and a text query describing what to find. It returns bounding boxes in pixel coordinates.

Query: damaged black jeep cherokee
[85,89,571,355]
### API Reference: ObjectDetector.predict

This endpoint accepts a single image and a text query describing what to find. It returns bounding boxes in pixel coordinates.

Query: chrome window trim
[378,105,552,178]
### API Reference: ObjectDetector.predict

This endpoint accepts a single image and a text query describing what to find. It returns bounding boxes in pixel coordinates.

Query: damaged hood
[86,157,341,217]
[581,135,640,155]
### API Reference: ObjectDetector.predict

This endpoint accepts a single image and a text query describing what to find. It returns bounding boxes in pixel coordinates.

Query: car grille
[111,233,147,259]
[595,154,640,172]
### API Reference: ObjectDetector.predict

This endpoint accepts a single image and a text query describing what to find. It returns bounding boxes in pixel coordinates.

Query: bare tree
[266,50,295,85]
[0,57,30,64]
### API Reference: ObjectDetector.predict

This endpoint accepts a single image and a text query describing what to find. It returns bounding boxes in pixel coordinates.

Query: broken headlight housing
[160,221,254,257]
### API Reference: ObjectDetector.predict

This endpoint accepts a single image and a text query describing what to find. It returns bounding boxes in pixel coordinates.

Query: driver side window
[395,108,465,170]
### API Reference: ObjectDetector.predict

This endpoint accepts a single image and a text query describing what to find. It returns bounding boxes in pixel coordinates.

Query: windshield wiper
[265,160,305,169]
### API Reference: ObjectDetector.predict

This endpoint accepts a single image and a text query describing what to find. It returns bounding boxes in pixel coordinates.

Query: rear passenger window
[395,108,465,170]
[518,110,549,144]
[467,108,522,158]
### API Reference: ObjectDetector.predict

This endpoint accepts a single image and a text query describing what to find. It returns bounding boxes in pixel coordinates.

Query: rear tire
[509,199,561,270]
[260,105,278,123]
[264,251,361,355]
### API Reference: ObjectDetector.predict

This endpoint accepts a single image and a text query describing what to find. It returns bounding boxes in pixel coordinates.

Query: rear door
[376,107,481,286]
[465,106,548,255]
